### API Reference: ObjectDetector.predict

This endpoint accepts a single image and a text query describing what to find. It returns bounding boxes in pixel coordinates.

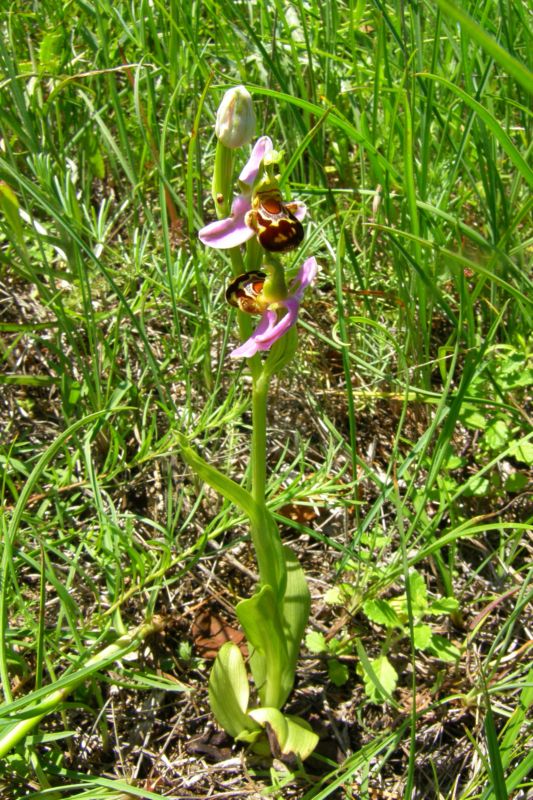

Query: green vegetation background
[0,1,531,798]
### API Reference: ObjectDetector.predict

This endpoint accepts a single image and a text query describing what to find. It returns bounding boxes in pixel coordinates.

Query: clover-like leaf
[328,659,349,687]
[413,623,433,650]
[408,571,429,617]
[305,631,327,654]
[428,597,460,615]
[425,634,461,663]
[363,598,403,629]
[358,654,398,704]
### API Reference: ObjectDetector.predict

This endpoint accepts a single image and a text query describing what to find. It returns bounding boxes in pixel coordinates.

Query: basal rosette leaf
[208,642,260,740]
[236,585,291,709]
[236,547,310,711]
[279,545,311,679]
[248,707,318,762]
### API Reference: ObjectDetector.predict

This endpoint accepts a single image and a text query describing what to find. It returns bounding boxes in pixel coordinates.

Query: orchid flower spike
[199,137,307,253]
[227,257,318,358]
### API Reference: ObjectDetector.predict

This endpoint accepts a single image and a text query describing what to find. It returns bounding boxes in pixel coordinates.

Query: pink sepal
[198,195,254,249]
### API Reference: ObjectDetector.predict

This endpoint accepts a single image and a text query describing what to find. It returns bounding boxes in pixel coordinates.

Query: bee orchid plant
[180,86,318,762]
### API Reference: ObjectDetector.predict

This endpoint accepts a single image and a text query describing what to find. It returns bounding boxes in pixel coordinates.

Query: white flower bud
[215,85,256,149]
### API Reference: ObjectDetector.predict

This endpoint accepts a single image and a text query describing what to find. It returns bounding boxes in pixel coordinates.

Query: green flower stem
[212,140,234,219]
[251,372,269,508]
[263,258,288,303]
[249,370,286,598]
[245,235,263,272]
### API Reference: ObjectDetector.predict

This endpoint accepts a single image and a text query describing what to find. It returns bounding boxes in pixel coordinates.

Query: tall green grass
[1,0,531,797]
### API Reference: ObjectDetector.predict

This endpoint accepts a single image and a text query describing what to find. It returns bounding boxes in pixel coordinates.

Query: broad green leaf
[87,131,106,179]
[462,409,488,430]
[305,631,327,654]
[444,453,464,471]
[363,599,403,629]
[39,30,64,71]
[248,707,318,761]
[261,326,298,379]
[436,475,459,493]
[280,545,310,675]
[208,642,258,739]
[328,637,344,655]
[413,623,432,650]
[89,146,106,180]
[235,727,264,745]
[178,436,257,520]
[250,515,287,600]
[390,572,429,620]
[178,438,286,595]
[237,585,290,709]
[426,634,461,663]
[328,659,349,687]
[178,641,192,661]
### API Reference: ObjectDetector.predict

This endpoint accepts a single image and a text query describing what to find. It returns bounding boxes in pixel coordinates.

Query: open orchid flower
[199,136,307,252]
[228,257,318,358]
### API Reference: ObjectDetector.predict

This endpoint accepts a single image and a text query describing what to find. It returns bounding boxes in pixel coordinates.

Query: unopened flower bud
[215,86,256,149]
